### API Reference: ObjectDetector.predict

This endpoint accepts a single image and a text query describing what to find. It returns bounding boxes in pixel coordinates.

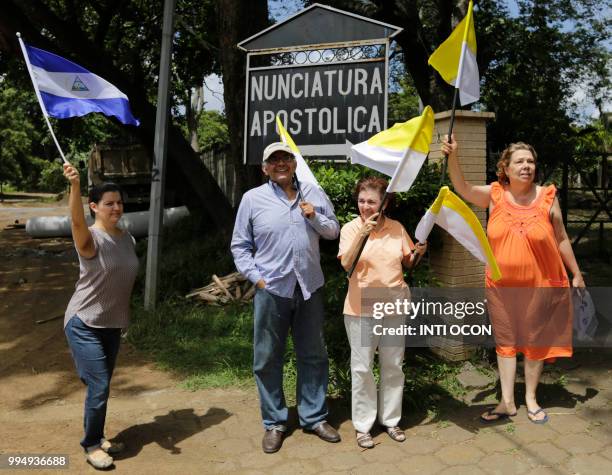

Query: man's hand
[256,279,266,289]
[299,201,316,220]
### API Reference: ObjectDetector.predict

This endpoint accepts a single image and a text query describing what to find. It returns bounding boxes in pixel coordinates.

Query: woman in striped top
[63,163,139,470]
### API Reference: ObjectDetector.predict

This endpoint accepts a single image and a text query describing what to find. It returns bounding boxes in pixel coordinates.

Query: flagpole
[440,87,459,184]
[16,33,68,164]
[438,1,473,185]
[293,175,304,202]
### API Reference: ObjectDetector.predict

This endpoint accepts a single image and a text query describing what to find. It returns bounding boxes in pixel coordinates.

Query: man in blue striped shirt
[231,142,340,453]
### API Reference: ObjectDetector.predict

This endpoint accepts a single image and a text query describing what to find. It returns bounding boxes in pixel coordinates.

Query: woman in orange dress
[443,135,584,424]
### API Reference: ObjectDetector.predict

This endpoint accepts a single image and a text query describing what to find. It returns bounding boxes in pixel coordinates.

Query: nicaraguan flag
[349,106,434,193]
[23,43,140,126]
[428,0,479,106]
[415,186,501,280]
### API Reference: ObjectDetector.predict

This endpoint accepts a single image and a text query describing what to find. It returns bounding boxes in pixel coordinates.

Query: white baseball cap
[262,142,295,163]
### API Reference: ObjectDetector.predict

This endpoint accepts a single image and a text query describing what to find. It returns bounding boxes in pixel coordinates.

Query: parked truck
[88,141,151,211]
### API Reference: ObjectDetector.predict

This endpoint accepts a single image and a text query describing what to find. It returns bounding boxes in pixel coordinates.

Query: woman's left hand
[572,272,585,289]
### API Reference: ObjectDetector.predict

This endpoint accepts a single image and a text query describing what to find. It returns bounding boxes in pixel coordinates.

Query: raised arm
[442,134,491,209]
[63,163,95,259]
[550,197,585,288]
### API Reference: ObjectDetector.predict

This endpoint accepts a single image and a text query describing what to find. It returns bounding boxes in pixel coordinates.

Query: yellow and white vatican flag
[276,116,321,188]
[415,186,502,281]
[349,106,435,193]
[428,0,479,106]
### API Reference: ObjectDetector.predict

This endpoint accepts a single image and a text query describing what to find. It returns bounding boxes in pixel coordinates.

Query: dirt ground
[0,194,261,474]
[1,194,611,475]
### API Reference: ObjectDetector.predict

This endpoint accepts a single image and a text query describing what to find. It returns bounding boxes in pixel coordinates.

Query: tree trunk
[217,0,269,199]
[187,86,203,153]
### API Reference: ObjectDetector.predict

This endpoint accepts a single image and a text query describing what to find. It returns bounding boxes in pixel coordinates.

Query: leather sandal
[356,432,375,449]
[386,426,406,442]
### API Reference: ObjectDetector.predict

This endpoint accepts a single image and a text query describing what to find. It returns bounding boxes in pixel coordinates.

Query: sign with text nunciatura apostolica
[239,3,402,164]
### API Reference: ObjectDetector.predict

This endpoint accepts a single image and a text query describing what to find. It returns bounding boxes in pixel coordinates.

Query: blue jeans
[253,286,329,430]
[64,316,121,450]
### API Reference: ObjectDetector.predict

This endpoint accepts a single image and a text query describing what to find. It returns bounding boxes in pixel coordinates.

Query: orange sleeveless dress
[485,182,572,361]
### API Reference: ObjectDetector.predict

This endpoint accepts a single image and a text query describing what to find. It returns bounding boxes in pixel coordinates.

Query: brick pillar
[428,110,495,361]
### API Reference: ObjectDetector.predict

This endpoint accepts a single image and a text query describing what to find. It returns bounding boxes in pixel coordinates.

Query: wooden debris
[187,272,255,305]
[242,284,257,301]
[36,314,63,325]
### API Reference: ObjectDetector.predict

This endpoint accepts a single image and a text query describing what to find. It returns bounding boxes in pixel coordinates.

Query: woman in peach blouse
[338,177,427,448]
[443,135,584,424]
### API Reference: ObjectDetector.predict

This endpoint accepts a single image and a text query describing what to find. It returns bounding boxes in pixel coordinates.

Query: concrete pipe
[26,206,190,239]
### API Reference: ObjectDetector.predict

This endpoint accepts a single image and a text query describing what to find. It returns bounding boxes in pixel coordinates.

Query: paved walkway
[3,349,610,474]
[193,352,612,474]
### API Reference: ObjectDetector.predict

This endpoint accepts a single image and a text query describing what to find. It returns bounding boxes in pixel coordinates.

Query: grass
[554,374,568,388]
[127,298,255,389]
[403,352,467,411]
[124,205,609,418]
[126,215,467,411]
[504,423,516,435]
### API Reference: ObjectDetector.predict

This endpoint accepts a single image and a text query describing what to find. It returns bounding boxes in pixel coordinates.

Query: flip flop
[480,409,517,424]
[527,408,549,424]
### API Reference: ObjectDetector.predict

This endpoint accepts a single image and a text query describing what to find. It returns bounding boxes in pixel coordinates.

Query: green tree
[388,76,420,124]
[216,0,270,191]
[0,0,235,228]
[480,0,611,178]
[316,0,610,178]
[312,0,510,111]
[197,110,230,152]
[0,81,39,189]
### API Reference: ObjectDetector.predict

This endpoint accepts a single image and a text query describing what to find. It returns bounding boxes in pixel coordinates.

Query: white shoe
[101,438,125,454]
[85,447,113,470]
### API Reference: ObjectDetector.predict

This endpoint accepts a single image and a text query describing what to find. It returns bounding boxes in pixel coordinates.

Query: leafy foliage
[0,81,39,188]
[197,110,230,152]
[312,160,445,232]
[480,0,611,178]
[388,76,420,125]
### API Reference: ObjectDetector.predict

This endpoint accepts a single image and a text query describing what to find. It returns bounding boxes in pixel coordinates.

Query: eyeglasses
[266,154,295,165]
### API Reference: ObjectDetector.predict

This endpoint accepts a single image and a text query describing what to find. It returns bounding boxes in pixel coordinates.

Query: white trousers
[344,315,406,433]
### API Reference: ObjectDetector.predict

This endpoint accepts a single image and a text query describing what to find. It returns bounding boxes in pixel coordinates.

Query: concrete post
[428,110,495,360]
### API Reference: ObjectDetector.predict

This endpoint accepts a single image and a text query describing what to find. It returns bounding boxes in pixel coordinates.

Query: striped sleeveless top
[64,226,139,329]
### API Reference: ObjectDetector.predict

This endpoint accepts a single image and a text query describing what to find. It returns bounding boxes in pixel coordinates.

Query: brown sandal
[356,432,375,449]
[386,426,406,442]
